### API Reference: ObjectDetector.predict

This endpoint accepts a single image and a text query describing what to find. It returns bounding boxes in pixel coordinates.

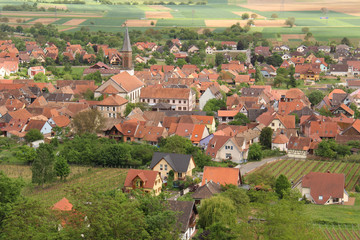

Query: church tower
[121,27,132,70]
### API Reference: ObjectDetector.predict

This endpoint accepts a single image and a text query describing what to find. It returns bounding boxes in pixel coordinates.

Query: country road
[236,155,287,176]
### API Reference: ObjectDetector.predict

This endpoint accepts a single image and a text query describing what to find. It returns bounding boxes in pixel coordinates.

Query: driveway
[236,155,287,175]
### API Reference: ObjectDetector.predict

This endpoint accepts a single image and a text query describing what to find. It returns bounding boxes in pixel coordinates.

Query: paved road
[236,155,287,175]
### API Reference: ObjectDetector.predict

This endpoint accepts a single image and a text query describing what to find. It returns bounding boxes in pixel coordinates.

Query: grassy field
[0,163,128,207]
[247,159,360,191]
[1,0,360,41]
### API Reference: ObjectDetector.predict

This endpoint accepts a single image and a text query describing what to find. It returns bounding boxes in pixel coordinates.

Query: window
[173,100,175,103]
[271,123,275,126]
[226,153,231,158]
[160,164,163,170]
[113,107,116,111]
[100,106,104,111]
[108,113,111,117]
[178,172,182,178]
[165,165,167,171]
[107,107,110,111]
[319,196,323,200]
[230,146,233,150]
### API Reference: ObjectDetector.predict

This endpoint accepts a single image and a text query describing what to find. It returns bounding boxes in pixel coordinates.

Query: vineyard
[22,167,128,206]
[248,159,360,191]
[320,225,360,240]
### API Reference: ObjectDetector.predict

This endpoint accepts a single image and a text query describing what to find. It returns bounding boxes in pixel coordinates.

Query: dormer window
[319,196,323,200]
[127,130,131,133]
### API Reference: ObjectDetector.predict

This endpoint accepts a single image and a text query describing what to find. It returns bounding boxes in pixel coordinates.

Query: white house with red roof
[295,172,349,205]
[28,66,45,79]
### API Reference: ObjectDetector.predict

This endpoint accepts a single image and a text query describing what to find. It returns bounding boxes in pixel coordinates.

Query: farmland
[247,159,360,191]
[0,163,128,207]
[1,0,360,42]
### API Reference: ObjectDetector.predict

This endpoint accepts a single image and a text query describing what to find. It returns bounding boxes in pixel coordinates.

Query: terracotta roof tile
[202,166,241,186]
[110,72,144,92]
[124,169,161,189]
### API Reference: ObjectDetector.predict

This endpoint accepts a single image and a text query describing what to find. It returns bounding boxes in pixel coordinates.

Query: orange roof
[52,115,71,127]
[124,169,160,189]
[8,109,32,121]
[111,72,144,92]
[102,85,119,94]
[217,110,238,117]
[140,87,191,100]
[99,95,128,106]
[202,166,241,186]
[272,134,289,144]
[278,100,304,115]
[190,125,206,143]
[52,197,73,211]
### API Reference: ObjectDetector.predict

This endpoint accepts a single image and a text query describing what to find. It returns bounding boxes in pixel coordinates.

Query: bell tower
[121,27,132,70]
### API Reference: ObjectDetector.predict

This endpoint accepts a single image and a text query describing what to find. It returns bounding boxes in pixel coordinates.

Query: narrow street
[236,156,287,176]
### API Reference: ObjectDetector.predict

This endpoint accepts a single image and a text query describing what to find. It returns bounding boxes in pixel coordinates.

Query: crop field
[1,0,360,41]
[248,159,360,191]
[320,226,360,240]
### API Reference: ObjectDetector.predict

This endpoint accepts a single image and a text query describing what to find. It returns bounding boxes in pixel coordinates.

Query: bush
[355,185,360,192]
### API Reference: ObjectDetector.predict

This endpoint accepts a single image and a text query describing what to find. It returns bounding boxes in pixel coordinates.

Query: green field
[1,0,360,41]
[248,159,360,191]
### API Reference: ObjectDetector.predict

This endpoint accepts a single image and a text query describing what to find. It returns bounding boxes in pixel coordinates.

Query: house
[140,87,195,111]
[205,135,247,163]
[329,64,349,76]
[221,41,237,50]
[297,45,307,52]
[83,62,121,76]
[254,46,271,57]
[287,136,311,159]
[205,46,216,54]
[28,66,45,79]
[167,200,197,240]
[170,45,180,53]
[295,64,321,80]
[217,110,239,123]
[201,166,242,186]
[97,95,128,118]
[272,134,289,152]
[149,152,196,181]
[295,172,349,205]
[318,46,331,53]
[94,72,145,103]
[123,169,163,196]
[25,119,52,137]
[192,181,221,204]
[342,119,360,135]
[199,85,222,110]
[187,45,199,54]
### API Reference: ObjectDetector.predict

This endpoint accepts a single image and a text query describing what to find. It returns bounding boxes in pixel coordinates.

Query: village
[1,24,360,239]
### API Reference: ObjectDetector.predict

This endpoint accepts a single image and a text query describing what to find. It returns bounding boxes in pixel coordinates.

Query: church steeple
[121,27,132,70]
[122,27,132,52]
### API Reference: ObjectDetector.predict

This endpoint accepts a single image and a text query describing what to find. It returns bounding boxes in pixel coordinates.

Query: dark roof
[290,106,313,118]
[122,27,132,52]
[160,110,207,117]
[167,200,197,233]
[331,93,348,106]
[150,152,193,173]
[192,181,221,200]
[329,64,348,72]
[248,108,266,122]
[45,93,73,102]
[241,87,264,97]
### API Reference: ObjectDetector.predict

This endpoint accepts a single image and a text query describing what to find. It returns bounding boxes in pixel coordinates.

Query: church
[94,27,145,103]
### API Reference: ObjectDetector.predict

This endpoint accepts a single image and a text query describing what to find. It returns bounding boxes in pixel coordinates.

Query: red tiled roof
[8,109,32,121]
[288,136,311,151]
[124,169,160,189]
[202,166,241,186]
[140,87,191,100]
[302,172,345,204]
[110,72,144,92]
[52,197,73,211]
[272,134,289,144]
[98,95,128,106]
[51,115,71,127]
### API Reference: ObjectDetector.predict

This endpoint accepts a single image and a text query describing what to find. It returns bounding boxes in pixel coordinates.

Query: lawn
[248,159,360,191]
[305,193,360,225]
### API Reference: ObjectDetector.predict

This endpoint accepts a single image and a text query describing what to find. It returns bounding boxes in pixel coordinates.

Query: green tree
[307,90,324,106]
[215,53,224,66]
[72,109,105,135]
[198,195,237,229]
[148,57,157,65]
[54,156,70,181]
[176,58,187,68]
[32,143,56,187]
[318,107,333,117]
[248,143,262,161]
[228,113,250,125]
[350,103,360,119]
[288,66,296,87]
[275,174,291,199]
[241,13,249,19]
[255,66,264,83]
[159,135,194,155]
[0,171,24,225]
[25,129,44,143]
[16,145,37,164]
[33,72,48,82]
[259,127,273,149]
[83,70,102,85]
[341,37,351,46]
[271,13,278,18]
[0,199,59,239]
[203,98,226,114]
[285,17,296,28]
